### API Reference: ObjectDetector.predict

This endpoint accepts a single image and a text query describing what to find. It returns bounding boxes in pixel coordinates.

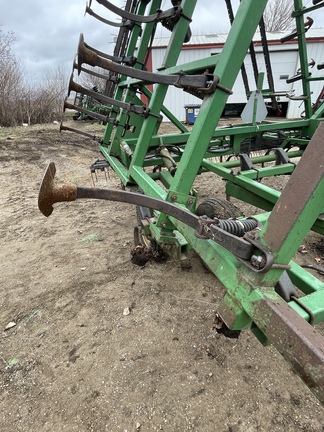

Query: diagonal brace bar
[261,122,324,267]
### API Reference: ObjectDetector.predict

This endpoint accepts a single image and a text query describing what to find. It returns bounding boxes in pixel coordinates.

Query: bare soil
[0,120,323,432]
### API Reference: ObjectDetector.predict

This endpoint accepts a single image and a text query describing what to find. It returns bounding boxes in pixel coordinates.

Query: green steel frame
[59,0,324,402]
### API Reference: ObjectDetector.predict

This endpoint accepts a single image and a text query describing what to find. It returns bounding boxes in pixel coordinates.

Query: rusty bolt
[171,194,177,201]
[161,221,167,228]
[187,199,193,206]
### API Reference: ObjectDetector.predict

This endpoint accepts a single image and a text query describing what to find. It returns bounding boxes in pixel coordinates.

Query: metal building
[147,29,324,121]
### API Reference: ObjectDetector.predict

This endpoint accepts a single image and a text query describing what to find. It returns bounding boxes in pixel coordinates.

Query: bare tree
[21,63,68,125]
[40,63,68,121]
[0,60,25,126]
[0,26,16,60]
[77,65,110,93]
[0,27,68,127]
[263,0,295,31]
[0,28,26,126]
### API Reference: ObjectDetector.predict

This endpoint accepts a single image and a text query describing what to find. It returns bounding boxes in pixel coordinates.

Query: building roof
[151,28,324,48]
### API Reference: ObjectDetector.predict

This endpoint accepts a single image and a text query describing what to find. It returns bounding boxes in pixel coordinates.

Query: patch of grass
[25,308,42,323]
[5,358,19,370]
[78,232,103,243]
[1,356,19,370]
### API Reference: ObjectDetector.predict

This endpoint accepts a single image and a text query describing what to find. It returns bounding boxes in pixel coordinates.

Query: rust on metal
[263,122,324,253]
[251,294,324,403]
[38,162,77,217]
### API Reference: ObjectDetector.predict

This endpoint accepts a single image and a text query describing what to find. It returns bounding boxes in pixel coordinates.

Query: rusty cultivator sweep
[38,0,324,403]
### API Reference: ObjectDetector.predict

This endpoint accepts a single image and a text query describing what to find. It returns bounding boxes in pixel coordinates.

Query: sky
[1,0,323,83]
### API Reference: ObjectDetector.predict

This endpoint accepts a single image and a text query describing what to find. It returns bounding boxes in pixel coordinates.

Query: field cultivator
[39,0,324,403]
[69,90,110,122]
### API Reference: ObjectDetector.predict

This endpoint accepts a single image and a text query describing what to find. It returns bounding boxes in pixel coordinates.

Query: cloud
[1,0,120,79]
[1,0,323,82]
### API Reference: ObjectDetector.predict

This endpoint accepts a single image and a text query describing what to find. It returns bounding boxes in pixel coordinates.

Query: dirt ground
[0,120,324,432]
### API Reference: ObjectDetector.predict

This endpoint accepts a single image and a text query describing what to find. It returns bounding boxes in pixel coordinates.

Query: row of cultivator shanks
[40,0,324,403]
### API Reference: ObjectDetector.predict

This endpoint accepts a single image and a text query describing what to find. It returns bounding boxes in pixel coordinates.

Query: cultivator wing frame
[42,0,324,403]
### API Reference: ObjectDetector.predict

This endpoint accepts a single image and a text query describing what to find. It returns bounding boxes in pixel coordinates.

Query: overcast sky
[1,0,323,82]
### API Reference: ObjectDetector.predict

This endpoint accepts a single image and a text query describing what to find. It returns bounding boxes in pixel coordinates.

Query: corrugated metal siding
[287,42,324,118]
[226,50,297,105]
[152,47,212,72]
[151,30,324,121]
[151,29,324,47]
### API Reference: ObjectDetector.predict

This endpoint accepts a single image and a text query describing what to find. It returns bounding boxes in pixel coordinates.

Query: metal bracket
[239,153,254,171]
[275,147,291,165]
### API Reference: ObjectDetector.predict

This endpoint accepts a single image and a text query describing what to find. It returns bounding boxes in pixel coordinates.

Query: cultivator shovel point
[90,159,110,185]
[38,162,77,217]
[48,0,324,403]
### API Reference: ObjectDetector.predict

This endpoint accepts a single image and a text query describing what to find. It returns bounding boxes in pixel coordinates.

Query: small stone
[123,307,131,316]
[4,322,16,331]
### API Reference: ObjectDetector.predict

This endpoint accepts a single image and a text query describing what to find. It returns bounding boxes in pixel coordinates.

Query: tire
[195,197,242,219]
[131,205,167,265]
[134,205,154,247]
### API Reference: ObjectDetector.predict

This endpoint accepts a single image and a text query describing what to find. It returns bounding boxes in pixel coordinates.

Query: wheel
[131,205,167,266]
[195,197,242,219]
[134,205,154,248]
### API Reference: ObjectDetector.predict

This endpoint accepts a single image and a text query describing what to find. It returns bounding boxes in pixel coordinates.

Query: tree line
[0,28,67,127]
[0,0,294,128]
